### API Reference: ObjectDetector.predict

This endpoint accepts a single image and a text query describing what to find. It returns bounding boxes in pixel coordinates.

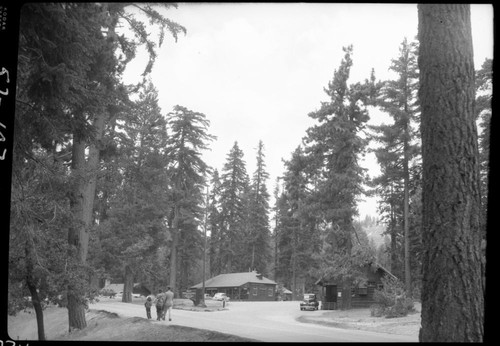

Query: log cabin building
[315,262,396,310]
[191,271,277,301]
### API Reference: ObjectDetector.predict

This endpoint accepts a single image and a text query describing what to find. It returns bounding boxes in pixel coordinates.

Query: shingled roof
[314,261,397,286]
[191,271,277,289]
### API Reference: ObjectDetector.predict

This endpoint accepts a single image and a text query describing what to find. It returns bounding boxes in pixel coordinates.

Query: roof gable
[191,271,277,288]
[314,261,397,286]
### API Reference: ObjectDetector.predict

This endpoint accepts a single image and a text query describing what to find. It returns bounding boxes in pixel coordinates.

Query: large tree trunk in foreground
[67,113,106,330]
[123,265,134,303]
[25,236,46,341]
[418,4,484,342]
[26,282,46,341]
[67,292,87,332]
[67,138,88,331]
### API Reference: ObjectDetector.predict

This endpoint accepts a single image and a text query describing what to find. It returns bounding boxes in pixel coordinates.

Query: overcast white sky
[123,3,493,220]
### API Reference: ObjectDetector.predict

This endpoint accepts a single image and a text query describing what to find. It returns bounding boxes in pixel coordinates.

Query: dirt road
[90,299,417,342]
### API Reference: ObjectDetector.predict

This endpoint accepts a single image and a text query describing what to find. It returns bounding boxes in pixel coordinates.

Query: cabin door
[325,285,337,302]
[323,285,338,310]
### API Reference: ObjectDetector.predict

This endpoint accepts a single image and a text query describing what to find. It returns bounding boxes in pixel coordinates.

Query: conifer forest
[5,3,489,342]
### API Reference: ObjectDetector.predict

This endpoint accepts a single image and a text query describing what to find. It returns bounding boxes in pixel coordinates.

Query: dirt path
[8,299,420,342]
[90,299,418,342]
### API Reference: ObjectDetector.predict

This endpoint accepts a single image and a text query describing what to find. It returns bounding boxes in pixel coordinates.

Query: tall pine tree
[303,46,371,309]
[207,169,224,276]
[218,142,250,273]
[277,146,320,298]
[369,38,420,294]
[95,82,170,302]
[165,105,215,296]
[11,2,186,332]
[244,140,272,274]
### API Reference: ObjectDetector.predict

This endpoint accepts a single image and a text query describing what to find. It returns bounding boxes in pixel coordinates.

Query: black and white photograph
[2,2,493,342]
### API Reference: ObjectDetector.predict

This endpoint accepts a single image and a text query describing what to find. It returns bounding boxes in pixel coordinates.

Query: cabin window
[241,287,249,300]
[268,287,273,297]
[260,287,267,297]
[252,287,258,296]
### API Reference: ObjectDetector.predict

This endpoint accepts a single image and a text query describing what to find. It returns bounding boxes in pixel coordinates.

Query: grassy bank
[7,305,254,342]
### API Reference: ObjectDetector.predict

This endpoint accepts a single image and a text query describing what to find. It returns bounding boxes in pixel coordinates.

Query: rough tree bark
[67,112,106,331]
[169,206,180,297]
[418,4,484,342]
[123,265,134,303]
[340,219,353,310]
[25,236,46,341]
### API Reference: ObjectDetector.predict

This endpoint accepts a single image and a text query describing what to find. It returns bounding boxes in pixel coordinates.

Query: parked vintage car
[300,293,319,311]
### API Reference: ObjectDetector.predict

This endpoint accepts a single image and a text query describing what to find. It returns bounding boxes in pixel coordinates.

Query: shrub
[372,275,414,318]
[373,288,394,307]
[370,303,384,317]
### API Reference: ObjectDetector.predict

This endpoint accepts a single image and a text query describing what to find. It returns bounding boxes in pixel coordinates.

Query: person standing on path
[144,296,152,319]
[164,286,174,322]
[154,289,166,321]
